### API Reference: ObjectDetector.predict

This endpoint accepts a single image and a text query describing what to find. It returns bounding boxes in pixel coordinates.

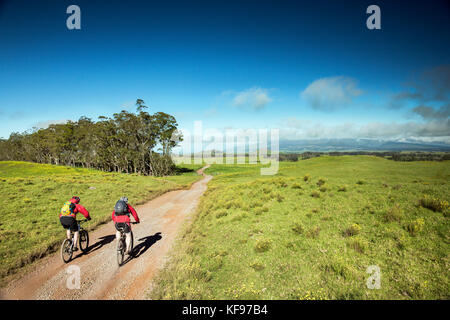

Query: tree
[0,100,183,176]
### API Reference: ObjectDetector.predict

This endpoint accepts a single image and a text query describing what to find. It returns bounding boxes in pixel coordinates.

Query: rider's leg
[66,229,71,239]
[116,231,121,240]
[73,231,79,249]
[125,231,132,254]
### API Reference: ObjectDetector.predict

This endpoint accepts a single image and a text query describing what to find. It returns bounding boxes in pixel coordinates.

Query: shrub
[292,222,304,234]
[343,223,361,237]
[254,206,268,216]
[384,204,403,222]
[338,185,347,192]
[250,261,265,271]
[254,238,272,253]
[319,186,327,192]
[356,180,364,185]
[363,205,375,214]
[232,199,245,209]
[273,178,288,188]
[275,193,284,202]
[306,227,321,239]
[317,178,326,187]
[419,195,449,213]
[291,183,302,189]
[215,209,228,218]
[303,174,311,182]
[249,200,262,208]
[406,218,424,236]
[347,238,367,253]
[395,233,408,249]
[310,191,320,198]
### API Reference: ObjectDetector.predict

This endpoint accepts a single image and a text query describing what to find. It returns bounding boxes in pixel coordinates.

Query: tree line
[278,151,450,162]
[0,99,183,176]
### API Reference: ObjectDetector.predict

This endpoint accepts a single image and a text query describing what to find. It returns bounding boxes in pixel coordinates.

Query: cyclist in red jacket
[59,196,91,251]
[112,197,140,254]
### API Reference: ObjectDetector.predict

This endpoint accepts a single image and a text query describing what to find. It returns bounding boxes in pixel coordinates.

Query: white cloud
[279,117,450,142]
[34,119,69,129]
[232,87,273,110]
[301,76,363,111]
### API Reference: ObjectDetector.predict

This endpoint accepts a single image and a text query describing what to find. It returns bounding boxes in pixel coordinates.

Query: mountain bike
[60,219,89,263]
[116,222,137,266]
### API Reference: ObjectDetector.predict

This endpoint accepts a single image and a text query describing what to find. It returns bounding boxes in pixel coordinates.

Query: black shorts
[115,222,131,233]
[60,216,78,232]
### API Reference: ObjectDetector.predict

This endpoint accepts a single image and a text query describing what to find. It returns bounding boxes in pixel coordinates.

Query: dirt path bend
[1,166,212,300]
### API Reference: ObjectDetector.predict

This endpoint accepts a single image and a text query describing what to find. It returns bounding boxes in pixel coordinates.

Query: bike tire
[130,231,134,255]
[79,230,89,253]
[61,239,73,263]
[117,239,125,266]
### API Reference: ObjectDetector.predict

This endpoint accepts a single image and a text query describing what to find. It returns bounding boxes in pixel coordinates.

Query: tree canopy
[0,99,182,176]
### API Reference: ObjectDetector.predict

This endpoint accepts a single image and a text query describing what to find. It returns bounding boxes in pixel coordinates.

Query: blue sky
[0,0,449,141]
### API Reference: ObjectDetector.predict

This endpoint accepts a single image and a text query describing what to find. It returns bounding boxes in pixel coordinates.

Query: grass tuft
[406,218,425,236]
[419,195,449,213]
[384,204,403,222]
[254,238,272,253]
[310,190,320,198]
[291,221,304,234]
[343,223,361,237]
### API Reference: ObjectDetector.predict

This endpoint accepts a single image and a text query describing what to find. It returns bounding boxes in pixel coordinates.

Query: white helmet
[120,196,128,204]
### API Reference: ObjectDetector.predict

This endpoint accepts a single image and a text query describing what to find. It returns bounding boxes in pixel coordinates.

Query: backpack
[60,201,76,216]
[114,200,129,216]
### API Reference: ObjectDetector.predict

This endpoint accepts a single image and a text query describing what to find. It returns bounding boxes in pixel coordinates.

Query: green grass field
[0,161,203,284]
[149,156,450,299]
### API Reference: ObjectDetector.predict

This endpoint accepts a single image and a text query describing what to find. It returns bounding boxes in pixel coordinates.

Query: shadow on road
[72,234,116,261]
[132,232,163,258]
[79,235,116,257]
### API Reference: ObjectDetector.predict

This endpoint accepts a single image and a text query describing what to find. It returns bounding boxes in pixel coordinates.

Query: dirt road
[1,166,211,300]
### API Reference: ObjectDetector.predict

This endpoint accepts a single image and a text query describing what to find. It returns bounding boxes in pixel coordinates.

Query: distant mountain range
[279,139,450,152]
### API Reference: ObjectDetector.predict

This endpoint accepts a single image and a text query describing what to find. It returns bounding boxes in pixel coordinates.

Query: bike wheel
[117,239,125,266]
[61,239,73,263]
[79,230,89,253]
[129,231,134,255]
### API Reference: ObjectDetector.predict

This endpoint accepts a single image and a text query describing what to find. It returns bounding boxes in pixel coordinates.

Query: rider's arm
[76,204,91,220]
[111,211,116,222]
[128,204,140,223]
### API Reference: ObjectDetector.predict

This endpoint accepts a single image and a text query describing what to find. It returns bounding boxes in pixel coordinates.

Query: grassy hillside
[149,156,450,299]
[0,161,203,284]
